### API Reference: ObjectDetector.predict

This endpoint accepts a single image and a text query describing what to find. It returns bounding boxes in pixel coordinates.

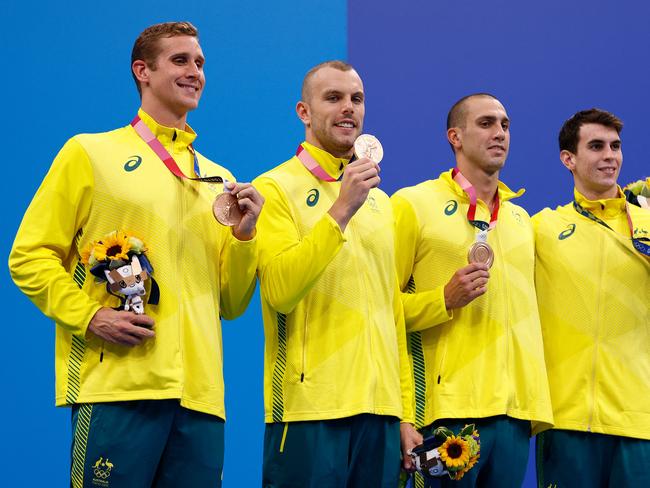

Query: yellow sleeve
[8,138,101,336]
[253,176,345,314]
[391,193,452,333]
[394,277,414,424]
[219,232,258,321]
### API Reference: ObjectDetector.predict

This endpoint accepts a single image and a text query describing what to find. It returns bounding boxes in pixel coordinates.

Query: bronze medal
[213,192,243,226]
[354,134,384,164]
[468,241,494,268]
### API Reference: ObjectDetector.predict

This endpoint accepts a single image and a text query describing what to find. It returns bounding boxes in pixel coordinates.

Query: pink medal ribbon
[452,167,500,232]
[131,115,224,183]
[296,144,341,182]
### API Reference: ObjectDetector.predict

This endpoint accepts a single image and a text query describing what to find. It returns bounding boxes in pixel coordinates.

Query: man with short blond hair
[9,21,263,486]
[254,60,414,486]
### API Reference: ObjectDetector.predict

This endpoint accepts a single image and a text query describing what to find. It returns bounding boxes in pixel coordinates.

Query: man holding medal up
[253,60,414,487]
[534,109,650,487]
[9,22,263,487]
[392,93,553,487]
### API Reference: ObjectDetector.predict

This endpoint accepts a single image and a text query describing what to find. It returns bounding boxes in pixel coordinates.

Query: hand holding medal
[353,134,383,164]
[213,181,264,240]
[323,135,383,232]
[213,183,243,226]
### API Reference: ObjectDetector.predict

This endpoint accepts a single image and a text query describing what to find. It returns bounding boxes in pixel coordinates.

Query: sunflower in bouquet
[409,424,480,481]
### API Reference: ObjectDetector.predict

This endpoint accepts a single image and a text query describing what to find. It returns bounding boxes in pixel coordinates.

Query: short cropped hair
[558,108,623,153]
[446,93,498,130]
[131,21,199,96]
[446,93,499,153]
[301,60,354,101]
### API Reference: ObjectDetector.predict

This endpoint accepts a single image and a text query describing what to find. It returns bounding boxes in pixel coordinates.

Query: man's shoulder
[392,178,439,203]
[194,152,236,182]
[502,199,532,220]
[532,202,573,223]
[531,202,576,238]
[69,125,133,150]
[254,156,299,184]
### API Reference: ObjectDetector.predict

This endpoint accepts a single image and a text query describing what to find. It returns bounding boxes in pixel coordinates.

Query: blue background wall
[348,1,649,486]
[1,0,647,486]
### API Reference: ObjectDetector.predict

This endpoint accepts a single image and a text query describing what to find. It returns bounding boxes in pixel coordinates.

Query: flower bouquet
[410,424,480,481]
[81,230,159,313]
[623,177,650,209]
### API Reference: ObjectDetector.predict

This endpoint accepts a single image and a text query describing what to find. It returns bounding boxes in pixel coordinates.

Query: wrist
[328,201,352,231]
[232,227,256,241]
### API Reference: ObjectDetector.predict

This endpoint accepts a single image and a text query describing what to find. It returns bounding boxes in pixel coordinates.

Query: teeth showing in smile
[178,83,198,91]
[335,122,354,128]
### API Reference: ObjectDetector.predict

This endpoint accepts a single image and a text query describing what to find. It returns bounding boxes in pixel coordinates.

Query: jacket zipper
[175,136,186,392]
[587,231,606,431]
[301,310,308,382]
[495,228,512,408]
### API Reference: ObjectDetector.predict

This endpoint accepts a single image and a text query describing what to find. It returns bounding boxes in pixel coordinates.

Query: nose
[341,97,354,114]
[603,145,618,161]
[494,125,506,141]
[186,62,201,78]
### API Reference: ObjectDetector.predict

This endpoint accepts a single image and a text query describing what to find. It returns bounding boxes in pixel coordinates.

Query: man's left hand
[400,422,423,472]
[226,181,264,241]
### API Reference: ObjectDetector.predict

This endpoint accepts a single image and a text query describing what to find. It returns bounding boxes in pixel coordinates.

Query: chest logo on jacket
[444,200,458,216]
[124,155,143,172]
[366,195,379,213]
[558,223,576,240]
[306,189,319,207]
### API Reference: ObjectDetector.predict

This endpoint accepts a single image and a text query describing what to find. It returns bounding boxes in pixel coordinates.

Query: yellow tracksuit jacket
[254,142,413,424]
[9,109,257,418]
[392,170,553,433]
[533,189,650,439]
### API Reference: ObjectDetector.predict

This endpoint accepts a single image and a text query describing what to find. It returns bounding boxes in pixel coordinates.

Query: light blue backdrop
[1,2,344,486]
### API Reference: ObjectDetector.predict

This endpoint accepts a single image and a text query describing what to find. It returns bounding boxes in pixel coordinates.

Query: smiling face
[134,35,205,123]
[449,96,510,176]
[297,66,365,158]
[561,123,622,200]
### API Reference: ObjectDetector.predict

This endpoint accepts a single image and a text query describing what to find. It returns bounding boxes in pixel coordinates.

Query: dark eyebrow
[588,138,621,145]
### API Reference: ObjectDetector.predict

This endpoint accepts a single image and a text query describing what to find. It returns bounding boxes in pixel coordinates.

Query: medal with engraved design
[468,232,494,268]
[213,187,243,226]
[354,134,384,164]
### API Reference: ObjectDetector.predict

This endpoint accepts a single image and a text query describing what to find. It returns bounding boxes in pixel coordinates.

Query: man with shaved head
[253,60,414,486]
[392,93,553,487]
